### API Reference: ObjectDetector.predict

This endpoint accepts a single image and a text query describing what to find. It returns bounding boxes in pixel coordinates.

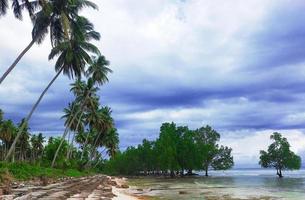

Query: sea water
[128,169,305,200]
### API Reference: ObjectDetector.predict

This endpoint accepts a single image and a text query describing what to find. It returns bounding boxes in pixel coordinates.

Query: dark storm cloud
[2,0,305,166]
[245,2,305,70]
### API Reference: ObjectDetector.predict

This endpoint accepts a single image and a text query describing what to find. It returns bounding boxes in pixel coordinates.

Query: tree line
[0,0,120,169]
[0,106,119,169]
[103,123,302,178]
[103,123,234,177]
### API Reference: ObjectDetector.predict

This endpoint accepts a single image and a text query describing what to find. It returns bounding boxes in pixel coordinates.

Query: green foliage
[44,137,69,166]
[156,122,180,174]
[259,132,301,177]
[103,122,234,176]
[0,162,92,181]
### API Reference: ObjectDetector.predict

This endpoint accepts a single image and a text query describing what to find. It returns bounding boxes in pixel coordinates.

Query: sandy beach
[112,177,149,200]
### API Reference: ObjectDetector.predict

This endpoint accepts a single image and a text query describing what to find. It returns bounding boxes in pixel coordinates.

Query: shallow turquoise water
[128,169,305,200]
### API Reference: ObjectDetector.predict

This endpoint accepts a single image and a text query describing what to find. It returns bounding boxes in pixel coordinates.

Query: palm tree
[103,128,119,158]
[0,0,98,85]
[0,120,16,160]
[86,55,112,86]
[0,0,40,18]
[16,118,30,161]
[52,78,99,166]
[61,102,84,159]
[88,107,114,162]
[5,15,100,161]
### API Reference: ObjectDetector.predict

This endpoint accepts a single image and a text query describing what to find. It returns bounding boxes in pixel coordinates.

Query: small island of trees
[103,123,234,177]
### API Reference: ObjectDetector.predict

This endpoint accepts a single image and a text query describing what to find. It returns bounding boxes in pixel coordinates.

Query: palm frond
[0,0,8,16]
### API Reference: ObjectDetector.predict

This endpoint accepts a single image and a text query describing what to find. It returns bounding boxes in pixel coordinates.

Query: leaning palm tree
[0,0,98,85]
[0,0,40,18]
[104,128,119,158]
[16,119,30,161]
[53,78,99,166]
[0,0,9,16]
[5,16,100,161]
[88,106,114,162]
[62,101,84,159]
[86,55,112,86]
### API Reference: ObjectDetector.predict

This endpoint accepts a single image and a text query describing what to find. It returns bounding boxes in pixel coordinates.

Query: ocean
[128,169,305,200]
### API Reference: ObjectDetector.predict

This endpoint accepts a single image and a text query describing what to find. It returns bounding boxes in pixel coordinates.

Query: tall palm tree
[103,128,119,158]
[0,0,40,18]
[88,107,113,162]
[52,78,99,166]
[86,55,112,86]
[0,0,98,85]
[16,118,30,161]
[61,101,84,159]
[5,15,100,161]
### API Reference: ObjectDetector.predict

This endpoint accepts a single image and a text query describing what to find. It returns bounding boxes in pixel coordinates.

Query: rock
[121,184,129,189]
[179,191,187,194]
[1,194,14,200]
[40,176,49,186]
[136,188,143,191]
[107,180,117,186]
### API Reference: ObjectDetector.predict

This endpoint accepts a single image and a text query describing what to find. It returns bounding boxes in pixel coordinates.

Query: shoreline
[111,176,150,200]
[0,174,149,200]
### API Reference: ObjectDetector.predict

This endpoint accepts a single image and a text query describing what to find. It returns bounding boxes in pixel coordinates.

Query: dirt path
[1,175,117,200]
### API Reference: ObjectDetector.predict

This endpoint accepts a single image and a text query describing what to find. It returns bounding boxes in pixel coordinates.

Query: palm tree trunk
[80,131,90,160]
[66,132,74,159]
[5,67,63,161]
[0,39,35,85]
[66,112,83,159]
[88,132,103,162]
[52,98,89,167]
[51,125,70,167]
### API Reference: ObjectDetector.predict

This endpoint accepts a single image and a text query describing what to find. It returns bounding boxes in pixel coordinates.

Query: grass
[0,162,96,182]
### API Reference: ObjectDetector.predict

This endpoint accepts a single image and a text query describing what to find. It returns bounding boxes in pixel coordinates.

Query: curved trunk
[5,67,63,161]
[0,39,35,85]
[52,103,87,167]
[80,132,90,160]
[51,125,70,167]
[66,112,83,159]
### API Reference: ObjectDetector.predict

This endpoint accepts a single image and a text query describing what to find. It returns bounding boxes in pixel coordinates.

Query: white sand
[112,186,139,200]
[111,176,141,200]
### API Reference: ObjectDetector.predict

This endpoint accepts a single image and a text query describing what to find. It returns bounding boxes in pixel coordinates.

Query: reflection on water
[128,169,305,200]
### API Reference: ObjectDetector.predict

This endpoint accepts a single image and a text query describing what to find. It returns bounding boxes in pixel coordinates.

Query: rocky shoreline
[0,175,138,200]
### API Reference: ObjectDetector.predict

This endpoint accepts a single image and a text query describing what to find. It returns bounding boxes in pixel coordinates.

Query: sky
[1,0,305,167]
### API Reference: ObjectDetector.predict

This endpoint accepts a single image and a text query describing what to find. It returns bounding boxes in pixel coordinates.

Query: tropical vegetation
[103,123,234,177]
[259,132,301,178]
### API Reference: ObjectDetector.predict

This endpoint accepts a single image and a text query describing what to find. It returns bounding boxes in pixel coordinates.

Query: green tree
[137,139,155,174]
[0,0,98,85]
[196,125,233,176]
[16,119,30,161]
[30,133,45,161]
[259,132,301,178]
[0,119,17,160]
[177,127,201,175]
[155,122,179,177]
[44,137,69,166]
[6,15,100,161]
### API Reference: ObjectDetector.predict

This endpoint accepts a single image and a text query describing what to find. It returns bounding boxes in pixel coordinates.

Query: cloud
[221,130,305,166]
[0,0,305,167]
